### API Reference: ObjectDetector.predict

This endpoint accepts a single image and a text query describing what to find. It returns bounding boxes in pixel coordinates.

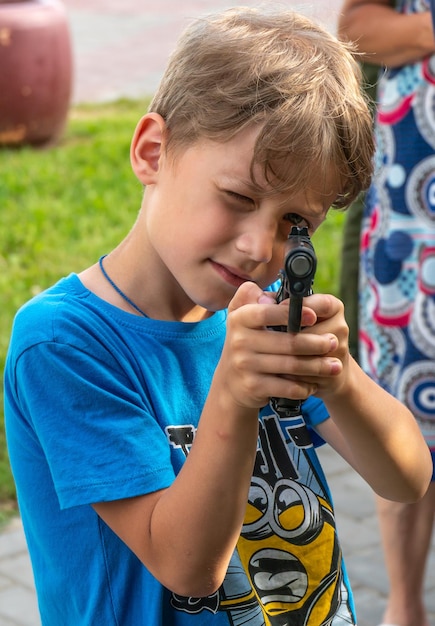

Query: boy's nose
[236,222,275,264]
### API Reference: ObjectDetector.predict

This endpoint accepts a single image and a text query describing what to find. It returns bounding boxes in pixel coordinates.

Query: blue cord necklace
[99,255,148,318]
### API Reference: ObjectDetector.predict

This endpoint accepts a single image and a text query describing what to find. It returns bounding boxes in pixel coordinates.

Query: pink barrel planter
[0,0,73,146]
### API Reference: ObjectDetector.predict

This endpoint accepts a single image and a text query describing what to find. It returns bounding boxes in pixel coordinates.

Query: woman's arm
[338,0,435,67]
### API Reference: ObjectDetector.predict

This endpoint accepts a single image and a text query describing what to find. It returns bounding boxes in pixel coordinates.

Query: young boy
[4,7,432,626]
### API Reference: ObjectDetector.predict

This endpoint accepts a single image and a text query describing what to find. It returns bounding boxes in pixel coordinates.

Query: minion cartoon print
[165,399,356,625]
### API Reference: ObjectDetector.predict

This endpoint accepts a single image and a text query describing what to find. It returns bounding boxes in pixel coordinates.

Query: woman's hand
[338,0,435,67]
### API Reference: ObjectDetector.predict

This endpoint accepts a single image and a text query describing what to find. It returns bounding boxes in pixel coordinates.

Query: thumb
[228,281,269,313]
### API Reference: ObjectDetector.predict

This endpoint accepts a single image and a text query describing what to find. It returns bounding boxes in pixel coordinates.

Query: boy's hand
[295,292,351,399]
[218,282,346,410]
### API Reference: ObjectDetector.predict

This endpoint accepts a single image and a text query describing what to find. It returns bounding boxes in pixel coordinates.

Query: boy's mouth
[210,260,252,289]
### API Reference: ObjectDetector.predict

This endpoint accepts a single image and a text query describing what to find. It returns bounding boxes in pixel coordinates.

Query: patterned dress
[359,0,435,457]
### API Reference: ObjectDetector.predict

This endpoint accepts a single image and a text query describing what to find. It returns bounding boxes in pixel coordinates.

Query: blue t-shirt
[4,274,356,624]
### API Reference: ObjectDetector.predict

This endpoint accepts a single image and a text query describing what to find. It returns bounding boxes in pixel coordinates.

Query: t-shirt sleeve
[301,396,329,447]
[12,340,175,510]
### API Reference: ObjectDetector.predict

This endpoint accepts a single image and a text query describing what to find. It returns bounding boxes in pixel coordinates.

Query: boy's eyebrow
[217,175,262,194]
[218,174,292,201]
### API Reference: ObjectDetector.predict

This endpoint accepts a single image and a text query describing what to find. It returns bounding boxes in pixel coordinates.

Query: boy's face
[142,122,338,315]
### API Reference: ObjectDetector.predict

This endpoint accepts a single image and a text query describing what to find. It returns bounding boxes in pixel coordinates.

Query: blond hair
[149,7,374,208]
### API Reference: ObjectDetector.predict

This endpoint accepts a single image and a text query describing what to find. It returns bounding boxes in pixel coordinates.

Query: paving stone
[0,583,40,626]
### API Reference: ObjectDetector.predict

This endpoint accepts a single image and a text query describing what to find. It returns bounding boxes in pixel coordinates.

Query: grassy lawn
[0,99,346,521]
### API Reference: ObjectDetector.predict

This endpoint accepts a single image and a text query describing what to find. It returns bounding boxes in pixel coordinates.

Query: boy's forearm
[322,357,432,502]
[95,376,260,599]
[338,2,435,67]
[149,382,260,597]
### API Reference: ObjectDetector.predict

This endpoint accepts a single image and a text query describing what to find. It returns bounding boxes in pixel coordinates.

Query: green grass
[0,99,346,516]
[0,99,149,517]
[312,209,346,294]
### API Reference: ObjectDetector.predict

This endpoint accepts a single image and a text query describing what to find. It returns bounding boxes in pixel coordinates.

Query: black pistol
[271,225,317,417]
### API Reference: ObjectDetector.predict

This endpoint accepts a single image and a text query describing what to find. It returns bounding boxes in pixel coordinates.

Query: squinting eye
[226,190,254,206]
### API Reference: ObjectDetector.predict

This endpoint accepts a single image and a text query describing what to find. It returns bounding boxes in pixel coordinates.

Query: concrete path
[65,0,345,104]
[1,1,434,624]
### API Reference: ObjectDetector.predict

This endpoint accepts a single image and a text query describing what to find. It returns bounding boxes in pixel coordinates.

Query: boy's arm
[315,365,432,501]
[338,0,435,67]
[299,293,432,502]
[94,384,260,599]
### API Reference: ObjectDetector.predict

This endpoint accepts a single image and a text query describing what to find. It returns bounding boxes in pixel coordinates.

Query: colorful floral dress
[359,0,435,458]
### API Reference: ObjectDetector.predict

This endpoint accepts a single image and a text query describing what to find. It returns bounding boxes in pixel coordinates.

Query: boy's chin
[194,293,234,313]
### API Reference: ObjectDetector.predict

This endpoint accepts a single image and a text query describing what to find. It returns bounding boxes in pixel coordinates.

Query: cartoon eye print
[243,477,324,544]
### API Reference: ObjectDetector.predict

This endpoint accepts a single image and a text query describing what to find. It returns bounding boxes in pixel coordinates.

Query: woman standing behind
[338,2,435,625]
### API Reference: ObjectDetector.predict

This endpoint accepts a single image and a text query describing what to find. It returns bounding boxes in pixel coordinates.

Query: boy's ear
[130,112,166,184]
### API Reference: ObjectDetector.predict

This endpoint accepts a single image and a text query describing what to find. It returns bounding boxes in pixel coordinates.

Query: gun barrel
[271,226,317,418]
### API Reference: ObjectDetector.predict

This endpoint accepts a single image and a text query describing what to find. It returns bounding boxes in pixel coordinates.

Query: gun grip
[271,397,302,417]
[288,295,303,333]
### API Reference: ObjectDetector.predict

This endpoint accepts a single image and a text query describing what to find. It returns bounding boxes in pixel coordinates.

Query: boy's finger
[302,293,343,321]
[228,281,267,312]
